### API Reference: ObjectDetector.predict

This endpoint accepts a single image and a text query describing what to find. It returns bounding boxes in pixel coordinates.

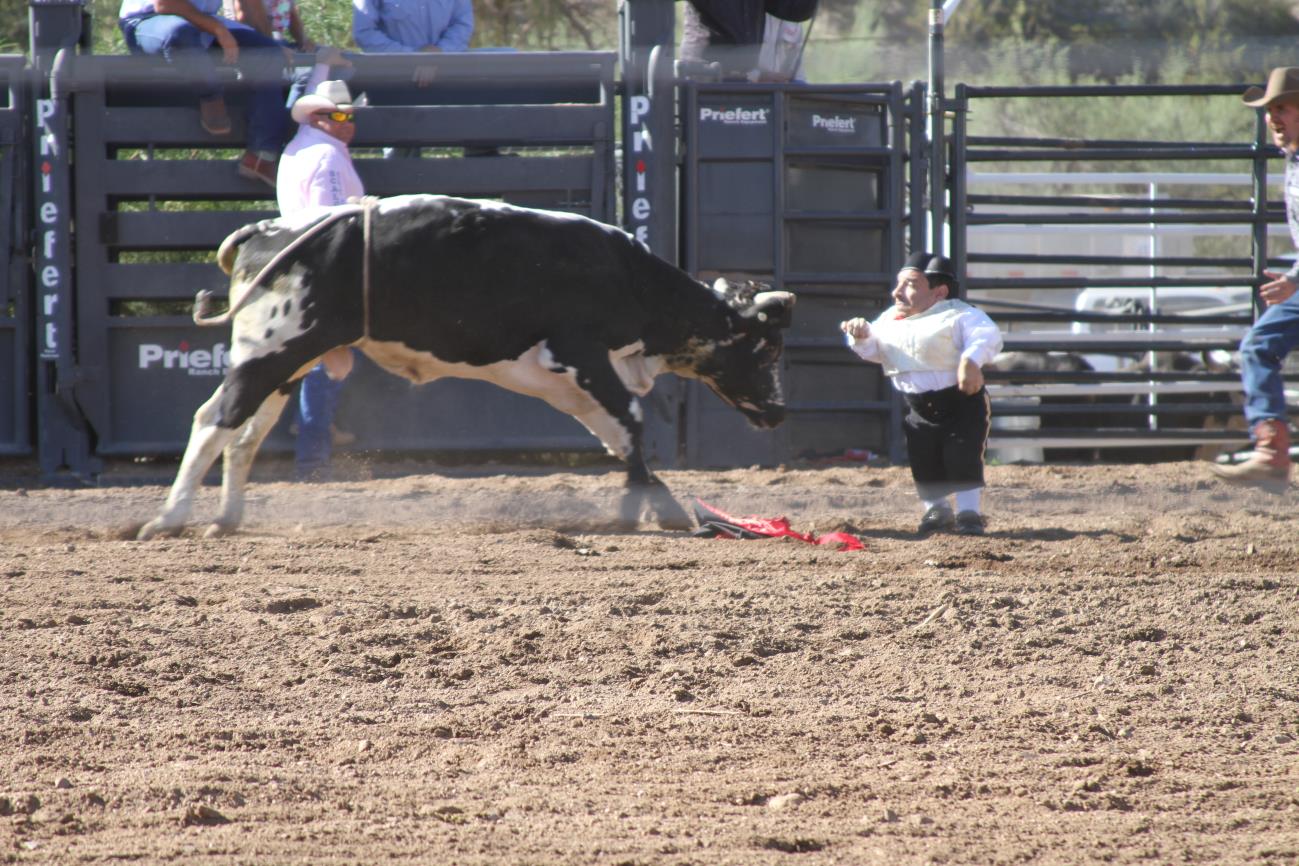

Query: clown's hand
[958,356,984,395]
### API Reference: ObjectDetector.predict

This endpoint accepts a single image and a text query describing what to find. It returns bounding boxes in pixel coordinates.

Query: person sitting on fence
[278,72,366,481]
[839,252,1004,536]
[756,11,811,83]
[118,0,290,188]
[352,0,473,156]
[221,0,349,110]
[352,0,472,59]
[1211,66,1299,492]
[222,0,315,52]
[679,0,816,82]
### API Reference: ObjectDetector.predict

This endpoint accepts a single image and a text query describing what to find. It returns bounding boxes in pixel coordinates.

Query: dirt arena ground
[2,459,1297,865]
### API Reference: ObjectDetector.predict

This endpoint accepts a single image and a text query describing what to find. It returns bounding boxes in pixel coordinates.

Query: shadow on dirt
[996,527,1140,543]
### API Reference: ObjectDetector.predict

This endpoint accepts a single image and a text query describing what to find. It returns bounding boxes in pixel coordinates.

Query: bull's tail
[217,220,273,275]
[195,207,364,328]
[192,290,221,326]
[194,219,281,327]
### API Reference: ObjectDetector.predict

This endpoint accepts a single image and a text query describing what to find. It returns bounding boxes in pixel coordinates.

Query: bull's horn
[752,291,796,307]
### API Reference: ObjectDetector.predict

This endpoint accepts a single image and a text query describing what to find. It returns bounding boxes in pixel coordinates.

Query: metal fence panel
[680,82,913,467]
[69,51,617,457]
[0,57,31,456]
[949,83,1271,459]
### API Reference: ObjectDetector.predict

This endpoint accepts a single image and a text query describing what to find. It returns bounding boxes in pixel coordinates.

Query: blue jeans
[295,363,345,481]
[120,14,289,154]
[1240,291,1299,427]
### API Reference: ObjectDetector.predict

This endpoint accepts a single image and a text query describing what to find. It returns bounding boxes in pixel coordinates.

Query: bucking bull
[136,195,794,540]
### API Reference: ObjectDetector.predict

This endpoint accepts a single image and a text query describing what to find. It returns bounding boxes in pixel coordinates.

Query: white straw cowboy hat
[291,79,368,124]
[1242,67,1299,108]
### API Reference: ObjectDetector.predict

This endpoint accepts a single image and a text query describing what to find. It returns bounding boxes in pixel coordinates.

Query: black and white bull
[136,195,794,540]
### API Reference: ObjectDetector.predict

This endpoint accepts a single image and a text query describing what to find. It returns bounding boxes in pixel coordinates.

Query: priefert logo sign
[700,106,769,126]
[812,114,856,134]
[138,341,229,377]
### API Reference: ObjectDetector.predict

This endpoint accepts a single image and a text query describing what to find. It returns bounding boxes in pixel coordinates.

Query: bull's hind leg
[206,388,291,538]
[137,385,242,540]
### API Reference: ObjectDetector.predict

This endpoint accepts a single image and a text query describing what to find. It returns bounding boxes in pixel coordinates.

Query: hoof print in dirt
[181,803,231,827]
[754,836,825,853]
[264,596,322,615]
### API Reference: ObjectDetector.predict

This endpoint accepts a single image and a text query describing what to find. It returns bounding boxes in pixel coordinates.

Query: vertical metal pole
[1251,109,1270,319]
[948,84,967,286]
[618,0,680,466]
[927,0,946,256]
[907,80,927,252]
[618,0,676,263]
[30,0,98,481]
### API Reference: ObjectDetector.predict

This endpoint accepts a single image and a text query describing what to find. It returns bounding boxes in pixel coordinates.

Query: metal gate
[949,83,1275,458]
[67,51,616,460]
[679,81,922,466]
[0,57,30,456]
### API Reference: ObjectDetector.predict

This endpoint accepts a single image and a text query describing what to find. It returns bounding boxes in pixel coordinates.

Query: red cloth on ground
[694,499,865,552]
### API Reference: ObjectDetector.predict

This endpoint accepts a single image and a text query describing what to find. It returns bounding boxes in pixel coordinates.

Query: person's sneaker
[954,510,985,536]
[237,151,277,189]
[917,504,955,535]
[199,96,231,135]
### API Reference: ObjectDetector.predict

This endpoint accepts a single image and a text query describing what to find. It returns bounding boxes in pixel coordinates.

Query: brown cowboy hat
[1242,67,1299,108]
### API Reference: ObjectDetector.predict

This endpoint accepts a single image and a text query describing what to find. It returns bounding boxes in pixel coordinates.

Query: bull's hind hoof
[136,518,184,541]
[203,522,238,539]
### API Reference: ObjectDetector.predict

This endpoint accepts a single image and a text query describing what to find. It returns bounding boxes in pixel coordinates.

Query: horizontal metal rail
[960,84,1250,98]
[966,136,1257,150]
[991,402,1238,417]
[969,275,1254,289]
[987,433,1250,449]
[964,211,1259,225]
[1002,334,1244,352]
[963,146,1259,162]
[968,194,1255,211]
[986,370,1242,384]
[989,382,1242,398]
[990,312,1250,326]
[968,252,1261,268]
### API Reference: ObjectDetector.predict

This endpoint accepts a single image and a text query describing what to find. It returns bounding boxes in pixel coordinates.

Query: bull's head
[690,279,796,429]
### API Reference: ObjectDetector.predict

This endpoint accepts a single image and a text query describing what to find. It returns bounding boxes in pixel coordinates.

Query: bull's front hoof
[618,490,645,530]
[136,518,183,541]
[648,489,693,532]
[203,522,238,539]
[655,512,694,532]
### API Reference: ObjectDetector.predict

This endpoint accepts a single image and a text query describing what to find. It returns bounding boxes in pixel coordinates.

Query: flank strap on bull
[193,199,379,329]
[360,195,378,340]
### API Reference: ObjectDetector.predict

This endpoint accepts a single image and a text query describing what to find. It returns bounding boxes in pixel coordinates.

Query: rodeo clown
[840,252,1004,536]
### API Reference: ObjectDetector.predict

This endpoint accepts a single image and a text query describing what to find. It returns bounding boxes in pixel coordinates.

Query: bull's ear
[744,291,796,328]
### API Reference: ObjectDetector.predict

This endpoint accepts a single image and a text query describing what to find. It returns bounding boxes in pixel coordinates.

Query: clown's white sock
[955,488,982,514]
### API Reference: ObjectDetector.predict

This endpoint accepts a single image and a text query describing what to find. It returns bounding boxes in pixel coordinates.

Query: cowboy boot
[1211,418,1292,492]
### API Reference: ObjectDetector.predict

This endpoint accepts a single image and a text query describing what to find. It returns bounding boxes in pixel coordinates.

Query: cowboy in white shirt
[279,70,365,214]
[277,71,366,479]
